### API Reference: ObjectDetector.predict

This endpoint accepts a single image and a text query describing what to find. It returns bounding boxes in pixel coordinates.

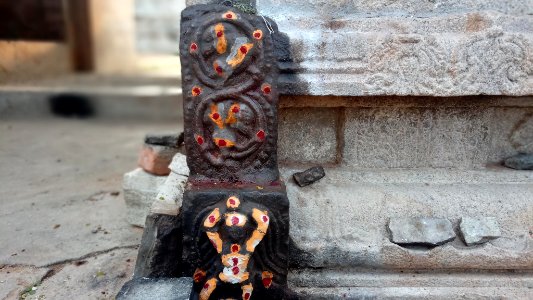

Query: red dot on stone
[197,136,204,145]
[209,215,215,223]
[226,13,233,19]
[190,43,198,51]
[240,46,248,54]
[217,31,223,37]
[256,130,266,140]
[232,267,239,275]
[231,216,239,225]
[262,215,269,223]
[218,140,227,147]
[263,85,271,94]
[254,32,261,38]
[203,283,209,289]
[232,106,240,113]
[215,66,223,74]
[232,258,239,266]
[229,199,236,205]
[192,87,201,95]
[231,244,239,252]
[244,293,251,300]
[263,278,272,288]
[212,113,220,120]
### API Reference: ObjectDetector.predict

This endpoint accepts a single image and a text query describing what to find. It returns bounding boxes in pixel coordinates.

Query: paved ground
[0,117,182,299]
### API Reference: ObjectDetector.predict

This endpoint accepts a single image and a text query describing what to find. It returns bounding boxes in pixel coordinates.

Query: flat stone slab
[460,217,502,246]
[123,168,167,227]
[117,277,192,300]
[388,217,456,246]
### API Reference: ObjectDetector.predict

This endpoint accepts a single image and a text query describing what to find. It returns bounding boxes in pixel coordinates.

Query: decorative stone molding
[188,0,533,96]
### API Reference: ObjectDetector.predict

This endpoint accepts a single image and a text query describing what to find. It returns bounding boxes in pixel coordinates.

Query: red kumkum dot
[232,258,239,266]
[256,130,265,140]
[254,32,261,39]
[212,112,220,120]
[232,267,239,275]
[240,46,248,54]
[217,31,223,37]
[231,216,239,225]
[215,66,223,74]
[196,136,204,145]
[229,199,236,205]
[190,43,198,51]
[208,215,216,223]
[244,293,251,300]
[226,13,233,19]
[231,244,239,253]
[232,106,240,113]
[203,283,209,289]
[263,278,272,288]
[218,139,227,147]
[262,215,269,223]
[192,87,201,96]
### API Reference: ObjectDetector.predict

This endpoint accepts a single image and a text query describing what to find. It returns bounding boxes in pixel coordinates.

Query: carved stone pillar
[179,3,289,299]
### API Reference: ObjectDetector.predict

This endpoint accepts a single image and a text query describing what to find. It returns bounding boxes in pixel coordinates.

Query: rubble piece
[144,132,184,148]
[388,217,456,247]
[293,166,326,187]
[117,277,192,300]
[460,217,502,246]
[123,168,167,227]
[504,154,533,170]
[138,144,179,176]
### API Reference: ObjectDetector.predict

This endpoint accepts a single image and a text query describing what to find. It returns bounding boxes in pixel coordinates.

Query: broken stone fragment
[138,144,179,176]
[117,277,192,300]
[144,132,184,148]
[293,166,326,187]
[504,154,533,170]
[459,217,501,246]
[388,217,456,247]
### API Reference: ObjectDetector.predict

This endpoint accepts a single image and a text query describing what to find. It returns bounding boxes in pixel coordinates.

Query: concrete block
[123,168,167,227]
[278,108,338,163]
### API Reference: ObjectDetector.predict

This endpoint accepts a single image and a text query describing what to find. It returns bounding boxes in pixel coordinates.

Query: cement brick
[123,168,167,227]
[278,108,338,164]
[343,107,491,168]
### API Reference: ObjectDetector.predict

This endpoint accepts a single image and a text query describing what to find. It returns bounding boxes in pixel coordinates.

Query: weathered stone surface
[460,217,502,246]
[134,213,183,278]
[168,152,189,176]
[144,132,183,147]
[278,108,338,164]
[123,168,167,227]
[388,217,456,246]
[186,1,533,97]
[138,144,179,176]
[293,166,326,187]
[343,107,491,169]
[504,153,533,170]
[117,277,192,300]
[282,166,533,270]
[0,266,50,300]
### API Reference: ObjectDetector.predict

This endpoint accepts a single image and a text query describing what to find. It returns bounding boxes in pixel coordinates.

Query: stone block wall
[278,96,533,169]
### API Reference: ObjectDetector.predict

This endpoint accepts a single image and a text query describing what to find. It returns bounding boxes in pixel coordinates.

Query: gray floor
[0,117,181,299]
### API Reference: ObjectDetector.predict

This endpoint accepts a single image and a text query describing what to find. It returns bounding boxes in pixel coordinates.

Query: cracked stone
[388,217,456,247]
[460,217,502,246]
[293,166,326,187]
[117,277,192,300]
[504,153,533,170]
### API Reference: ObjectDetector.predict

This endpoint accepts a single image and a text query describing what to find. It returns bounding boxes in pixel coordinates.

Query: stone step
[0,74,183,120]
[280,166,533,271]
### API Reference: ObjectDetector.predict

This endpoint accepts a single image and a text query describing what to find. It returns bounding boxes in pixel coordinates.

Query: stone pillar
[179,3,290,299]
